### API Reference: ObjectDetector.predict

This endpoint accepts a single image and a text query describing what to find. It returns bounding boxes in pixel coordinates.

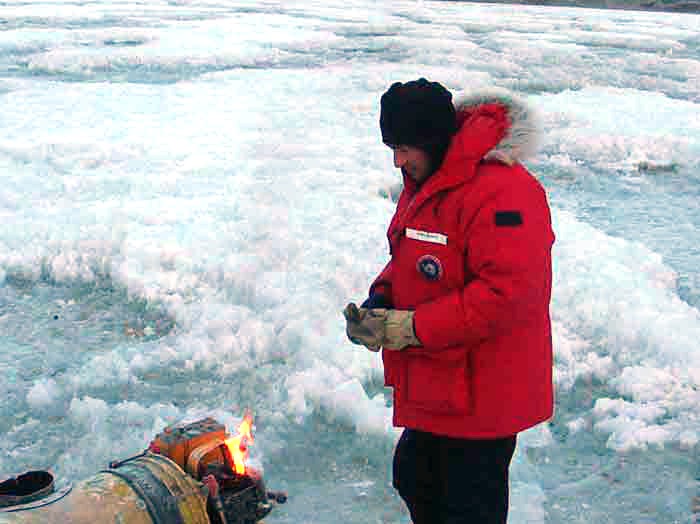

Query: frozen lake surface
[0,1,699,522]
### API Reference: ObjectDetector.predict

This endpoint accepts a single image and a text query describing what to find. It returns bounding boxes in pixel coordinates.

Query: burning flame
[224,411,254,475]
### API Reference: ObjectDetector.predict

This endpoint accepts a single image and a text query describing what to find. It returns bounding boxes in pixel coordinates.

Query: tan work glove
[343,303,381,352]
[343,303,421,351]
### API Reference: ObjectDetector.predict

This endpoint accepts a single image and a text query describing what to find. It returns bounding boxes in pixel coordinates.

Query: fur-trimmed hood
[391,87,542,201]
[454,88,541,164]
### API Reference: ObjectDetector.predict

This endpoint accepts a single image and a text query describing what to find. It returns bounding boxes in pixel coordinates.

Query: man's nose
[393,149,406,168]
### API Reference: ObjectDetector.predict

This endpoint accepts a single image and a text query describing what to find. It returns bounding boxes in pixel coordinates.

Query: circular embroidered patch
[416,255,443,281]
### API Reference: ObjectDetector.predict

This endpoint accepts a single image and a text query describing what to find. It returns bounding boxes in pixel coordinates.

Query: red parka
[370,92,555,439]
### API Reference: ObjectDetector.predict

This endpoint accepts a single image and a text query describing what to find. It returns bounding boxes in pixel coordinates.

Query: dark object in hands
[361,294,393,309]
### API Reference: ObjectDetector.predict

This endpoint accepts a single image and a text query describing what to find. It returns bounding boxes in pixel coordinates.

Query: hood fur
[454,89,541,163]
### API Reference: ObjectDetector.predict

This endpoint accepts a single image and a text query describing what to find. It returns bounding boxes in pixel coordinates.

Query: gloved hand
[343,303,421,351]
[344,303,381,352]
[343,295,393,352]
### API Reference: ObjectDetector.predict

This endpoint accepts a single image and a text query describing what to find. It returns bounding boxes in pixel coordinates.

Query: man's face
[389,144,432,184]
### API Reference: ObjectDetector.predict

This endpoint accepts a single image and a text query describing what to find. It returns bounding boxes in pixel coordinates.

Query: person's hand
[379,309,421,350]
[343,304,421,351]
[343,303,381,352]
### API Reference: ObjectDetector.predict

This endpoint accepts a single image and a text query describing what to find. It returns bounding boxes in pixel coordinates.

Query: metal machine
[0,415,286,524]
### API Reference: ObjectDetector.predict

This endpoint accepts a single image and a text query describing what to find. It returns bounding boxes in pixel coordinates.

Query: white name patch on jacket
[406,228,448,245]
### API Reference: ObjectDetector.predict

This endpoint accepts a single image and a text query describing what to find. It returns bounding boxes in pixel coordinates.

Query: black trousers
[392,429,517,524]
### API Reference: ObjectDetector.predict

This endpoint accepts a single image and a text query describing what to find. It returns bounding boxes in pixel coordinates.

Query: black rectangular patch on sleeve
[495,211,523,227]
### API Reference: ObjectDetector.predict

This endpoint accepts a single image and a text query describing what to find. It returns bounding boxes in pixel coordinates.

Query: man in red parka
[344,78,555,524]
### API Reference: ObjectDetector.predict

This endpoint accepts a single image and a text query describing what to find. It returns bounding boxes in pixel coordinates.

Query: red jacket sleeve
[369,259,393,299]
[414,169,554,349]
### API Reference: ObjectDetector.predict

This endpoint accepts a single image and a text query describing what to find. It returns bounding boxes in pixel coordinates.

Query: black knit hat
[380,78,456,150]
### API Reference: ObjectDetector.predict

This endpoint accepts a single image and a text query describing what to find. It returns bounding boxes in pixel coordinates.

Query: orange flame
[224,411,254,475]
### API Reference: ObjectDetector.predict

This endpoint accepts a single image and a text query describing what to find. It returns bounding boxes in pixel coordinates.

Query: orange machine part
[150,417,226,472]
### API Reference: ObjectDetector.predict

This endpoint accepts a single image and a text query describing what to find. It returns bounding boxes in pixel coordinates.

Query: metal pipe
[0,416,285,524]
[0,453,210,524]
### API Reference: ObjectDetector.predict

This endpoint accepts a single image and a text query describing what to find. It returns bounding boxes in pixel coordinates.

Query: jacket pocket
[401,348,472,415]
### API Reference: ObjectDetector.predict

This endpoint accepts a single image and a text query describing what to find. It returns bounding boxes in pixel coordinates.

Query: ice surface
[0,0,699,522]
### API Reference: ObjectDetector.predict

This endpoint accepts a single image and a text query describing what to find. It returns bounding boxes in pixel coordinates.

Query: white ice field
[0,0,699,522]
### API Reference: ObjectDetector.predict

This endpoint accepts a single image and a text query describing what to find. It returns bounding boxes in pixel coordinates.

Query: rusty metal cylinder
[0,453,210,524]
